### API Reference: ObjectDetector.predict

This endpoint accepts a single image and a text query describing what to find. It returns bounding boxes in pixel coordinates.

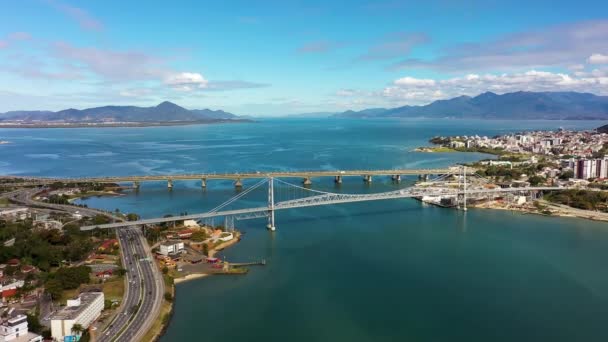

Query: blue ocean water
[2,118,608,341]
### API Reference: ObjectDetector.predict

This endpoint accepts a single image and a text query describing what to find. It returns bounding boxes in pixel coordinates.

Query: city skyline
[1,0,607,115]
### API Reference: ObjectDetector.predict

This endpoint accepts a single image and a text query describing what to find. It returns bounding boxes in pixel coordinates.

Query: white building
[0,208,29,221]
[159,240,185,256]
[50,292,104,341]
[0,314,42,342]
[183,219,199,228]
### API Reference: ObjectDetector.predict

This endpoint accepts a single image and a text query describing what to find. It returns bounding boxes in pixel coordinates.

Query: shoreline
[174,273,208,284]
[0,119,253,129]
[470,202,608,222]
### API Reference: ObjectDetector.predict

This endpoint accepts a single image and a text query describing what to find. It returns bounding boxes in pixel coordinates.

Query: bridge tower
[462,166,467,211]
[267,177,276,231]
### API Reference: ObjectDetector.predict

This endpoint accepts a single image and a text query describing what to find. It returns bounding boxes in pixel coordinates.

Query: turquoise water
[2,118,608,341]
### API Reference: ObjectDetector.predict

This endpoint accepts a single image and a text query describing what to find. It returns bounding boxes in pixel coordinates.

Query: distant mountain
[335,91,608,120]
[0,101,239,123]
[597,124,608,134]
[286,112,338,118]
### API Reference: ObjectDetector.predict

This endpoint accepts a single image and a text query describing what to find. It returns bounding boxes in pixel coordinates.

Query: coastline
[174,273,208,284]
[0,119,253,129]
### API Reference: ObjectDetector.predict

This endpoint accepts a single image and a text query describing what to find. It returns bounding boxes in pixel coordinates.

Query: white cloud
[589,53,608,65]
[391,20,608,72]
[394,76,435,87]
[379,70,608,104]
[163,72,208,91]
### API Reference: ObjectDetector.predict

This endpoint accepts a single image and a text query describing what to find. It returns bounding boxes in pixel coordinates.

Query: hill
[0,101,239,123]
[335,91,608,120]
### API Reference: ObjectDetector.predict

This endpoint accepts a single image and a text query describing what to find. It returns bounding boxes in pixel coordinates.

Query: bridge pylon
[267,177,276,231]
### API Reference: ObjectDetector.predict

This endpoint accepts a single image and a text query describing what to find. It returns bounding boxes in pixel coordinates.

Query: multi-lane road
[99,227,164,342]
[1,188,164,342]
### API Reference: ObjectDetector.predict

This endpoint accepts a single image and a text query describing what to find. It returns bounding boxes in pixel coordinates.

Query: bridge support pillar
[363,175,372,183]
[201,178,207,188]
[167,179,173,189]
[267,177,275,231]
[302,177,312,186]
[234,178,243,189]
[133,181,140,189]
[334,175,342,184]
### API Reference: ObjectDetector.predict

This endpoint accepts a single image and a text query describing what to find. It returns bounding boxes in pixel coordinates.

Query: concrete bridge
[1,167,464,188]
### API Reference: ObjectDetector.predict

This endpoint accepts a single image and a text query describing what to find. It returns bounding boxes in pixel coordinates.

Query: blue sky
[1,0,607,115]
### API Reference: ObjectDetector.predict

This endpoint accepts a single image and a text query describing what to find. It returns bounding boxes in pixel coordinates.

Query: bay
[2,118,607,341]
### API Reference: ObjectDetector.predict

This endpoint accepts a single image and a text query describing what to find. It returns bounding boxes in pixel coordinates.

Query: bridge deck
[1,168,461,185]
[80,185,563,230]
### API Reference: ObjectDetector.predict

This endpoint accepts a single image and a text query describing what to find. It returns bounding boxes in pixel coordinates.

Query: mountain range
[0,101,239,123]
[335,91,608,120]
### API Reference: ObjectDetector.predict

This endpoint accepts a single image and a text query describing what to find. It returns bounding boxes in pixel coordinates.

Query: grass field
[102,278,125,302]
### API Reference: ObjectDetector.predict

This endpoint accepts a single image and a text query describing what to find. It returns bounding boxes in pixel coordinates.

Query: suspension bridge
[80,167,566,231]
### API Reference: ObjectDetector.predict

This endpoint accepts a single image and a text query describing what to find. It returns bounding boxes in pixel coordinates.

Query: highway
[99,227,164,342]
[1,188,164,342]
[3,188,117,221]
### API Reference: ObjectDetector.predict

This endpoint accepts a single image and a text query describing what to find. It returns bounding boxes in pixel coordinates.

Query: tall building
[50,292,104,341]
[159,240,185,256]
[0,314,43,342]
[575,158,608,179]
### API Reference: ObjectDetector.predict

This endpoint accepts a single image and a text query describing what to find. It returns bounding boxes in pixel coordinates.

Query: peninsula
[0,101,251,128]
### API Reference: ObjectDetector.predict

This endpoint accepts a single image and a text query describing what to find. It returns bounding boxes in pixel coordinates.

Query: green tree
[126,213,139,221]
[44,279,63,300]
[528,175,546,186]
[164,292,173,301]
[559,170,574,180]
[71,323,84,336]
[93,215,110,225]
[26,313,43,334]
[190,231,208,242]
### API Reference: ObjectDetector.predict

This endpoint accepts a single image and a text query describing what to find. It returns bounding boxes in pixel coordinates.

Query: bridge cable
[206,178,269,213]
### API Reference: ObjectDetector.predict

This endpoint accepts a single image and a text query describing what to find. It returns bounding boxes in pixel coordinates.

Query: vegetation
[559,170,574,180]
[527,175,546,186]
[42,265,92,299]
[190,231,208,242]
[126,213,140,221]
[0,219,94,271]
[546,190,608,212]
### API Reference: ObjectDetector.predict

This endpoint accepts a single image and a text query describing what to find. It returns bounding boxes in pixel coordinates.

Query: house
[95,270,113,279]
[20,265,37,274]
[6,260,19,268]
[449,141,465,148]
[0,208,29,221]
[183,219,199,228]
[98,239,118,252]
[177,229,193,239]
[159,241,184,256]
[0,314,43,342]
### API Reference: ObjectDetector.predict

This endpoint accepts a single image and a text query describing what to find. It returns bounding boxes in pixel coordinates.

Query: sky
[0,0,607,116]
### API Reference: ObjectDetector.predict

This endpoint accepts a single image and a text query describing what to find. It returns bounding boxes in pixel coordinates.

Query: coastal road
[540,200,608,221]
[4,187,164,341]
[3,187,118,220]
[98,226,164,342]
